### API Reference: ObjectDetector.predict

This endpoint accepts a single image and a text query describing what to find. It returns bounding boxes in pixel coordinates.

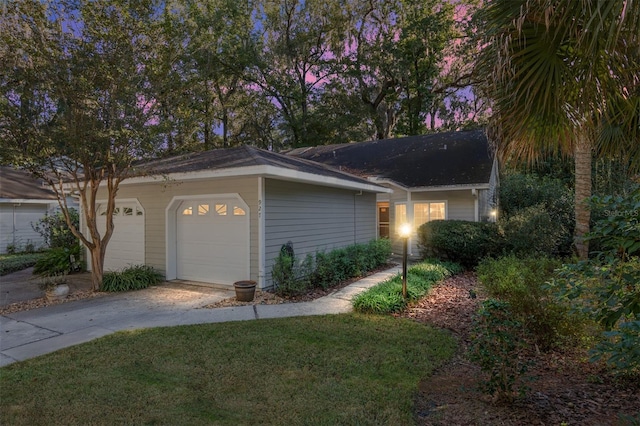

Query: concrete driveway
[0,266,401,367]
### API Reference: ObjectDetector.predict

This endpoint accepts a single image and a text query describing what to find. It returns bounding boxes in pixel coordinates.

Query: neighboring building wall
[263,179,377,289]
[91,176,259,282]
[0,203,53,253]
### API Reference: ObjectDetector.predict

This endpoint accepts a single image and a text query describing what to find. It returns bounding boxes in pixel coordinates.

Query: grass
[0,252,46,276]
[0,314,456,425]
[352,259,462,314]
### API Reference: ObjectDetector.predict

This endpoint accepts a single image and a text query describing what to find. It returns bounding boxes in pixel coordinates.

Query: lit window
[233,206,246,216]
[198,204,209,216]
[395,204,406,235]
[413,202,446,228]
[215,204,227,216]
[430,202,445,220]
[182,206,193,216]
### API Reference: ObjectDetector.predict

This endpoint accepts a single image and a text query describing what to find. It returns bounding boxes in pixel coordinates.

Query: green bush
[417,220,502,268]
[500,204,568,257]
[101,265,164,292]
[552,187,640,375]
[271,243,296,294]
[272,239,392,297]
[498,173,574,257]
[352,259,460,314]
[31,209,80,249]
[33,245,83,277]
[0,253,46,276]
[468,299,531,402]
[477,255,585,350]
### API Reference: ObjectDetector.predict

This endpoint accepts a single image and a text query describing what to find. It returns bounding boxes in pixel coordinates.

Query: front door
[377,202,390,238]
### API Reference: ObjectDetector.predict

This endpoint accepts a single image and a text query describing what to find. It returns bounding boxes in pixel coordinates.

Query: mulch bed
[399,272,640,426]
[203,263,397,308]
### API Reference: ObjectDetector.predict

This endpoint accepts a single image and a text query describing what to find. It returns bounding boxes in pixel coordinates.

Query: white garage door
[176,197,249,285]
[97,201,145,271]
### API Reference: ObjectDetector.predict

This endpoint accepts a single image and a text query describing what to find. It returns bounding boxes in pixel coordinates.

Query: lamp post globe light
[399,223,411,299]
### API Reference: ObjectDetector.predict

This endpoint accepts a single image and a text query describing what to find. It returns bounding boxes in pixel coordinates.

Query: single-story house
[0,166,60,253]
[89,146,390,289]
[287,129,499,255]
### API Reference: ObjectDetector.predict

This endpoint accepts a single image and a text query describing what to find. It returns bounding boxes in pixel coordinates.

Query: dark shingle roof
[287,130,494,188]
[136,145,382,188]
[0,167,58,200]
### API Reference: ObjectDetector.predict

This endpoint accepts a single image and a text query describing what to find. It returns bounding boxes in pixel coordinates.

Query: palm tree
[476,0,640,258]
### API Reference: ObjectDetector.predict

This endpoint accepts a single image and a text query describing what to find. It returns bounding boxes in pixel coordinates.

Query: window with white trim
[413,202,446,228]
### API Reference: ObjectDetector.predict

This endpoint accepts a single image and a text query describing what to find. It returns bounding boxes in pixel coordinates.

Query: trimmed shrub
[352,259,460,314]
[417,220,502,268]
[477,255,586,350]
[33,245,83,277]
[101,265,164,292]
[0,253,46,276]
[272,238,392,297]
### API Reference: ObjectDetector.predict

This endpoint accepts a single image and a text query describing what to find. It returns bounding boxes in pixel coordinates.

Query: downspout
[258,177,266,289]
[12,203,19,248]
[354,190,363,244]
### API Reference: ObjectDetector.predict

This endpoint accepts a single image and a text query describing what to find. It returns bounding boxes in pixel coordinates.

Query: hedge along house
[0,166,60,253]
[86,146,390,290]
[287,129,499,255]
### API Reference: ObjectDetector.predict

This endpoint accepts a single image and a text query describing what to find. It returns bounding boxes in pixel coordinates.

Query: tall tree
[476,0,640,258]
[337,0,473,139]
[249,0,346,147]
[178,0,257,149]
[0,0,165,289]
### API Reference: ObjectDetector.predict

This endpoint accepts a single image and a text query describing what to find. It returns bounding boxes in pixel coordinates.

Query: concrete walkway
[0,266,401,367]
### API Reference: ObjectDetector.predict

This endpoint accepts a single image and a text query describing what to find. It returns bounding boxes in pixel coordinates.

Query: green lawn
[0,252,46,276]
[0,314,455,425]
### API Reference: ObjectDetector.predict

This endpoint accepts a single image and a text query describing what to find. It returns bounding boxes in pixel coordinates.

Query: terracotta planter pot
[233,280,257,302]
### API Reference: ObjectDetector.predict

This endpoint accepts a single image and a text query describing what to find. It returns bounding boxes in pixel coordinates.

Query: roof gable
[133,145,385,189]
[287,130,494,188]
[0,167,58,200]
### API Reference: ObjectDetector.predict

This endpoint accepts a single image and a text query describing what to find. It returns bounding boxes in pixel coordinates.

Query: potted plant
[233,280,257,302]
[39,274,70,302]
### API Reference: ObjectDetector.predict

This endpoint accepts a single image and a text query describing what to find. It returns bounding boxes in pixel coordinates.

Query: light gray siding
[0,203,52,253]
[264,179,376,288]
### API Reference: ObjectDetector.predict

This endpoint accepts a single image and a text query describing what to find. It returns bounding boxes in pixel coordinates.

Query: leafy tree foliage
[1,0,165,289]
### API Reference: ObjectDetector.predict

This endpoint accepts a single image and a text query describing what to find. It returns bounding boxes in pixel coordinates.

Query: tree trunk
[89,246,104,291]
[574,133,592,259]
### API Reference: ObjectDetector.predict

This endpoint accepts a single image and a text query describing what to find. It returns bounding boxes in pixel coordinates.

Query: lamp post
[399,223,411,299]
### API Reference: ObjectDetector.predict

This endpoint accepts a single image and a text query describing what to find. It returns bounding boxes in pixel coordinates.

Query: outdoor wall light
[399,223,411,299]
